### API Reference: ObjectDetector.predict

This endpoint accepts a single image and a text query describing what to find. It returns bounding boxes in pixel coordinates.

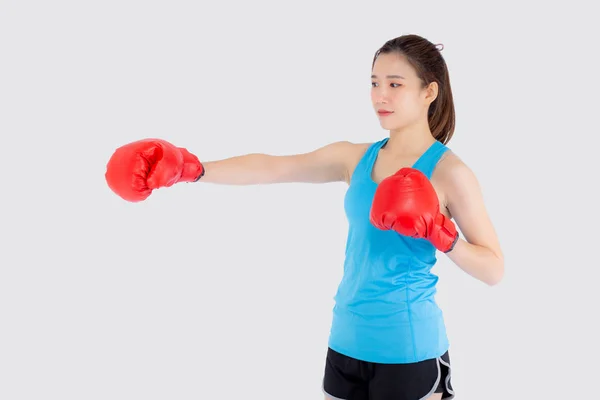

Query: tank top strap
[352,137,389,181]
[412,140,450,179]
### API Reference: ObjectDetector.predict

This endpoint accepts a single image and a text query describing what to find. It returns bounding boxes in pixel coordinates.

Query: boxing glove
[370,167,458,253]
[105,138,204,202]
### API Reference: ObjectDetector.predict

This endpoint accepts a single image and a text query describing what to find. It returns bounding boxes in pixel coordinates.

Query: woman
[105,34,504,400]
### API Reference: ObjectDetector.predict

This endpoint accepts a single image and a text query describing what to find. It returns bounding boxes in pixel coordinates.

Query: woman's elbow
[487,256,505,286]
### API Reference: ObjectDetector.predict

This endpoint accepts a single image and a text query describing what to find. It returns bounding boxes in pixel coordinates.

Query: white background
[1,1,599,399]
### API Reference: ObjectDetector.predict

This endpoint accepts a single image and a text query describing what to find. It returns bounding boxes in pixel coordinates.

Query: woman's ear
[424,81,439,104]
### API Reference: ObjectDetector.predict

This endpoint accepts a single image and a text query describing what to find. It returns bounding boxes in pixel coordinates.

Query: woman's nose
[373,92,389,104]
[372,87,389,103]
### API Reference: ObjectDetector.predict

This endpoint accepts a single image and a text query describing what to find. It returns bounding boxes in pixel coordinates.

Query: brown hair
[372,34,455,144]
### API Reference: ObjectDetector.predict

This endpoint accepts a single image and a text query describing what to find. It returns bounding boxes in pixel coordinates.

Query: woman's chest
[369,155,450,218]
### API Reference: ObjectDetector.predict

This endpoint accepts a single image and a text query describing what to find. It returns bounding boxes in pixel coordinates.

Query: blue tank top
[328,137,450,364]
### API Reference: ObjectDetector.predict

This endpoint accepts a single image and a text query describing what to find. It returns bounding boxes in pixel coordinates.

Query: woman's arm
[198,141,355,185]
[441,159,504,286]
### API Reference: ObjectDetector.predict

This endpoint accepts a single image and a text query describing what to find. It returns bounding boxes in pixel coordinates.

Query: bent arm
[443,161,504,286]
[198,141,354,185]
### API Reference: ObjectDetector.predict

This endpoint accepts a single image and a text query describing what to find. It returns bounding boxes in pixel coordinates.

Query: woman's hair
[372,34,455,144]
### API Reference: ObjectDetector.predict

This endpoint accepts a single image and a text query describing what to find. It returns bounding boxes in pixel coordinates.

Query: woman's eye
[371,82,401,88]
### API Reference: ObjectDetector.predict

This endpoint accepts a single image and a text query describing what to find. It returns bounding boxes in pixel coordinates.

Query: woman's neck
[384,121,436,157]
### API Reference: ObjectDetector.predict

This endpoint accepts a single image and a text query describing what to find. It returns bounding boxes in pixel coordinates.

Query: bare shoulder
[432,150,479,205]
[275,140,372,184]
[340,141,373,184]
[345,141,373,162]
[314,140,372,184]
[434,150,472,180]
[325,140,371,156]
[306,140,370,167]
[433,149,487,216]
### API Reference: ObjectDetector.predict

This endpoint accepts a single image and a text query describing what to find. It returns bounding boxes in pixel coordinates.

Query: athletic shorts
[322,347,454,400]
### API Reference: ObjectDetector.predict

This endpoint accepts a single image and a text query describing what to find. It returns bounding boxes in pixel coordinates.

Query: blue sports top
[328,137,451,364]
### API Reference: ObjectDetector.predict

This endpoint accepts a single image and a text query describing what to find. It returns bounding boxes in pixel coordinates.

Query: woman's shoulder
[435,149,474,180]
[325,140,375,164]
[433,148,481,203]
[330,140,375,151]
[320,140,376,184]
[343,141,376,167]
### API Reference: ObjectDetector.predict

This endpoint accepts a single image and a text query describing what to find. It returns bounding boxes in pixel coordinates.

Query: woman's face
[371,53,435,131]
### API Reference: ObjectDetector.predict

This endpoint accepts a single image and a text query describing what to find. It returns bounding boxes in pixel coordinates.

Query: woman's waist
[331,297,444,325]
[335,272,439,307]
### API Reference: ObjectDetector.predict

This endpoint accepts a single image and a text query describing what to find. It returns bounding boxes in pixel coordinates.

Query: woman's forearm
[199,153,280,185]
[445,238,504,286]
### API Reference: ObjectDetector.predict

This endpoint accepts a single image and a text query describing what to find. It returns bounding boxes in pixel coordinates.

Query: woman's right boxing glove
[105,138,204,202]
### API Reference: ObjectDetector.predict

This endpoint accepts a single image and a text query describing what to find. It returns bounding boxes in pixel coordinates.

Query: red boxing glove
[370,168,458,253]
[105,138,204,202]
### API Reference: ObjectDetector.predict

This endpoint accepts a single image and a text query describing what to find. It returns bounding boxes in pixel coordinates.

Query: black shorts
[322,347,454,400]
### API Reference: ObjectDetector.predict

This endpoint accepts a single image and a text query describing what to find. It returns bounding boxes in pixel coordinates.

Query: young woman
[105,34,504,400]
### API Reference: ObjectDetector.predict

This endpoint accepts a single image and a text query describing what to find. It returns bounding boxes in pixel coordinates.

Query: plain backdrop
[1,1,598,399]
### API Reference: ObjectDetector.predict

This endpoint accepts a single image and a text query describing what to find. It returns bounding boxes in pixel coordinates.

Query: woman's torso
[327,137,459,364]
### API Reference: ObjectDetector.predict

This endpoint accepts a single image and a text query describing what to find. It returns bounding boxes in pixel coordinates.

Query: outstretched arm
[105,138,355,202]
[443,161,504,286]
[199,141,355,185]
